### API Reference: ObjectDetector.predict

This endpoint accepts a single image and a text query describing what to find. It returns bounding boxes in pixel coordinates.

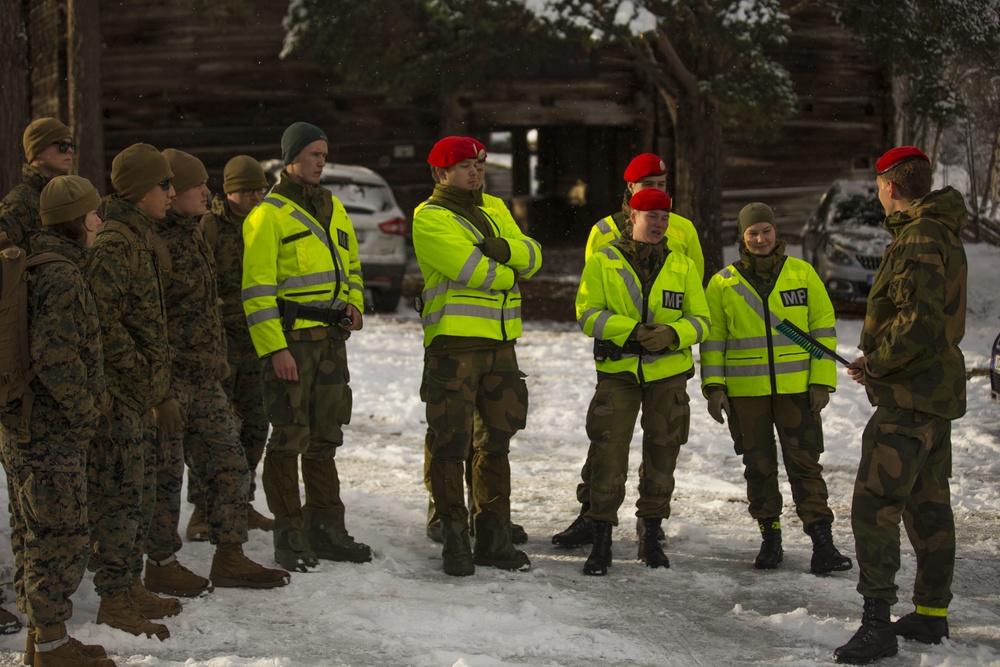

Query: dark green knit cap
[281,122,327,165]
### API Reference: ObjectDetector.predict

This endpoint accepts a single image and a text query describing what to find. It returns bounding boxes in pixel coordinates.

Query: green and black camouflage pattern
[860,186,968,419]
[0,165,48,250]
[86,195,171,413]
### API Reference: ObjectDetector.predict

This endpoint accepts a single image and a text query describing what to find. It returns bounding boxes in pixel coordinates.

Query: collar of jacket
[429,184,495,238]
[21,163,49,191]
[156,209,200,234]
[884,186,968,240]
[103,195,156,231]
[273,170,331,223]
[616,228,667,285]
[738,237,787,277]
[29,228,88,267]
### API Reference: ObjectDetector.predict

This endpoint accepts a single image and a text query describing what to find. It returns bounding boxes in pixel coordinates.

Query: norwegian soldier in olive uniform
[144,149,288,595]
[575,188,709,576]
[2,176,116,666]
[413,136,542,576]
[0,118,76,251]
[836,147,967,665]
[186,156,274,541]
[242,122,371,571]
[85,143,176,640]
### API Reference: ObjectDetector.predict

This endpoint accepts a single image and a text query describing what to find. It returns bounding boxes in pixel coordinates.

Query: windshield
[323,181,394,215]
[830,194,883,228]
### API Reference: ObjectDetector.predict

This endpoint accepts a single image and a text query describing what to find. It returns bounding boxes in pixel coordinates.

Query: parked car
[262,160,409,312]
[800,179,890,304]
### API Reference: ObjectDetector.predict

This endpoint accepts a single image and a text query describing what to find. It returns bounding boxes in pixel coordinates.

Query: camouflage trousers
[188,359,267,505]
[87,399,145,597]
[852,406,954,609]
[147,378,251,556]
[583,373,690,525]
[422,345,528,525]
[131,411,158,577]
[729,393,834,529]
[260,334,352,519]
[1,424,89,627]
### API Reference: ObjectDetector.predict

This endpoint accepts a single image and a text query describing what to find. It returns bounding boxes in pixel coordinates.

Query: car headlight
[823,241,854,266]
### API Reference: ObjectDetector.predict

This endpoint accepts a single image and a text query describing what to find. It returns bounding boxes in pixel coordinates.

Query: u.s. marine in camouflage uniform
[837,147,968,664]
[1,175,116,664]
[0,118,76,252]
[145,149,287,595]
[187,155,273,538]
[86,143,175,640]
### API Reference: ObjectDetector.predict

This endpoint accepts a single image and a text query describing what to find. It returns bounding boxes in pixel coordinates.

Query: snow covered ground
[1,242,998,667]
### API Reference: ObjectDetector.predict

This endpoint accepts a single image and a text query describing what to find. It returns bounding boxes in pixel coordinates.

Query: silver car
[262,160,409,311]
[800,179,890,304]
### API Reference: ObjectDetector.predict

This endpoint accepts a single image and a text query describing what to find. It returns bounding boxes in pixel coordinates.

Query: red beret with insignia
[624,153,667,183]
[629,188,672,212]
[876,146,930,175]
[428,136,479,168]
[467,137,487,161]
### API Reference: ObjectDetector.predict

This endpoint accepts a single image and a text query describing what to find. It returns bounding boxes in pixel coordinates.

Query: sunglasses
[55,141,76,154]
[157,179,173,191]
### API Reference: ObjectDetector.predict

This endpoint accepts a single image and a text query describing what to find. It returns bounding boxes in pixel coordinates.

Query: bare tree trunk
[29,0,64,119]
[674,94,724,280]
[988,123,1000,219]
[67,0,104,187]
[0,0,31,195]
[930,125,944,170]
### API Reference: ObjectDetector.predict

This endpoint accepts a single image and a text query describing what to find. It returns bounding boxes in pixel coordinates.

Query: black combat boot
[635,516,666,542]
[834,597,898,664]
[805,520,853,574]
[551,504,594,547]
[893,610,949,644]
[754,518,783,569]
[583,520,613,576]
[637,517,670,569]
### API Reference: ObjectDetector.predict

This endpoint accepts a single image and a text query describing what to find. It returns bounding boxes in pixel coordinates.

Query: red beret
[428,136,479,168]
[876,146,930,175]
[629,188,672,212]
[467,137,488,161]
[623,153,667,183]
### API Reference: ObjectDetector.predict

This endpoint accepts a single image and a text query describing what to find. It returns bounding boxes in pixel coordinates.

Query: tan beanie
[738,202,776,235]
[223,155,268,194]
[162,148,208,195]
[111,143,173,203]
[22,118,73,163]
[40,175,101,226]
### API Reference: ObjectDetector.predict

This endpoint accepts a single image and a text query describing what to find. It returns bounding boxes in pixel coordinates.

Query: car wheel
[370,289,401,313]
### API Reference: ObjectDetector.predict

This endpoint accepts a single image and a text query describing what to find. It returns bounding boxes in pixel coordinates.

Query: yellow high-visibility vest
[700,257,837,396]
[242,193,363,357]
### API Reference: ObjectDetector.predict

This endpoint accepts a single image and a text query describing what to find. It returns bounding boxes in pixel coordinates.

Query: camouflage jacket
[152,210,226,384]
[201,195,255,364]
[86,196,171,413]
[27,230,106,446]
[0,164,48,250]
[860,186,967,419]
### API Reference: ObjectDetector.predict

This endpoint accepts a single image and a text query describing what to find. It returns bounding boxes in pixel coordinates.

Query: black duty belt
[277,299,349,331]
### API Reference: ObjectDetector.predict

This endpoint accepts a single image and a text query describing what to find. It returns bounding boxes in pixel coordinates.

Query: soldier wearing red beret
[836,147,968,664]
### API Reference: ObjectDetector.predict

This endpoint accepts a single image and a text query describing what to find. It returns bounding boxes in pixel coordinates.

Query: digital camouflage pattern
[146,209,249,553]
[86,195,171,413]
[1,230,104,626]
[728,393,834,527]
[0,165,48,250]
[200,196,267,498]
[852,406,955,607]
[584,374,690,525]
[860,186,967,419]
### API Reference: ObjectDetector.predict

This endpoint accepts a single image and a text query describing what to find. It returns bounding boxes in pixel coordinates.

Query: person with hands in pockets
[575,187,709,577]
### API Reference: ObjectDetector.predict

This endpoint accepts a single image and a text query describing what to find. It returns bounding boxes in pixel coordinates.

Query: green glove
[153,398,184,437]
[706,387,730,424]
[635,323,677,352]
[478,237,511,264]
[809,384,831,413]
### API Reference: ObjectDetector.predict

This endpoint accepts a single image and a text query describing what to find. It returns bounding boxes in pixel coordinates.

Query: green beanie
[23,118,73,163]
[223,155,268,193]
[40,175,101,226]
[111,143,173,203]
[281,122,327,165]
[162,148,208,195]
[738,202,775,235]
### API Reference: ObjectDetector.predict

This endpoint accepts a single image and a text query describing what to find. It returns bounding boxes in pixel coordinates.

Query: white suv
[261,160,409,311]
